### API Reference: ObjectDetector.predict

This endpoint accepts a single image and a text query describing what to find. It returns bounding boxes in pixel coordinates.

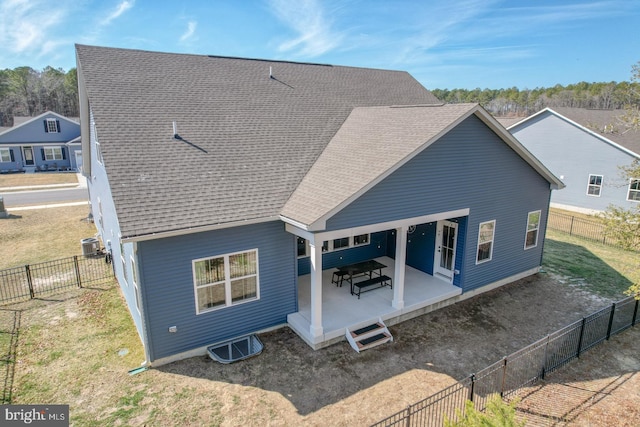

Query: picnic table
[333,260,392,298]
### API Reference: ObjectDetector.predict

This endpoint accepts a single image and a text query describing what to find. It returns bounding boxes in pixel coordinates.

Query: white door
[434,220,458,282]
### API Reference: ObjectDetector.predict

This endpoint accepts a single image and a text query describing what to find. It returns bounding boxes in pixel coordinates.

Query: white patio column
[393,226,407,309]
[309,242,324,338]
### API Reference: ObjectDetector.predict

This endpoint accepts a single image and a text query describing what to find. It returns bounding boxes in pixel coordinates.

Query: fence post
[469,374,475,402]
[606,303,616,339]
[500,357,508,398]
[576,317,586,358]
[633,299,639,326]
[73,255,82,288]
[541,335,550,380]
[569,216,574,236]
[404,405,411,427]
[25,265,34,299]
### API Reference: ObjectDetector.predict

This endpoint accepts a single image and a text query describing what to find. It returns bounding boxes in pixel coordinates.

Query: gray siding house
[76,45,563,365]
[0,111,81,173]
[507,107,640,213]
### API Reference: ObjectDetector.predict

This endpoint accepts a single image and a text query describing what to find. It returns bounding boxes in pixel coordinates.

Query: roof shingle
[76,45,441,239]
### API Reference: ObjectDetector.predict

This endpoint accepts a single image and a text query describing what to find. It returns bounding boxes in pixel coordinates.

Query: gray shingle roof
[551,107,640,155]
[281,104,478,226]
[75,45,441,239]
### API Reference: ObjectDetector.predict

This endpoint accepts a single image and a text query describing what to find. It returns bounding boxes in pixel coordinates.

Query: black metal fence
[371,296,639,427]
[0,309,20,404]
[0,255,114,305]
[547,211,611,246]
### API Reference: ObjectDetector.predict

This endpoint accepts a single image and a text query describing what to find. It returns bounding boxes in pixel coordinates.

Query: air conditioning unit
[81,237,100,257]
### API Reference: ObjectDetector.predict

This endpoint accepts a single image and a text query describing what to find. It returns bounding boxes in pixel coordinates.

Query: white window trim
[627,178,640,202]
[0,148,10,162]
[46,118,59,133]
[524,210,541,250]
[119,235,128,287]
[43,146,63,161]
[193,249,260,315]
[130,255,141,314]
[297,237,310,258]
[476,220,496,264]
[586,174,603,197]
[321,233,371,253]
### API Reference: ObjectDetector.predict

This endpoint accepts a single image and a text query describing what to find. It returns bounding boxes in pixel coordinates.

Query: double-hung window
[587,174,603,196]
[627,178,640,202]
[525,210,541,249]
[0,148,11,162]
[476,220,496,264]
[43,146,63,161]
[193,249,259,313]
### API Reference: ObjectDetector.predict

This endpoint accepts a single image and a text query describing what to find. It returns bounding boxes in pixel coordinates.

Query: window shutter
[41,148,46,161]
[10,149,15,162]
[43,120,49,133]
[62,147,66,160]
[56,120,61,132]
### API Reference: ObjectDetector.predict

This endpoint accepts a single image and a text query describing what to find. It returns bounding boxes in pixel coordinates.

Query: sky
[0,0,638,90]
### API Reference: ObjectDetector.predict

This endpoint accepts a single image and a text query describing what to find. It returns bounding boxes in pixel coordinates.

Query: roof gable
[282,104,564,229]
[0,111,80,143]
[509,107,640,158]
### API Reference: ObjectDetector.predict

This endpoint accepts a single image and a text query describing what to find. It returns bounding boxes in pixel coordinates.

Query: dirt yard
[8,271,639,426]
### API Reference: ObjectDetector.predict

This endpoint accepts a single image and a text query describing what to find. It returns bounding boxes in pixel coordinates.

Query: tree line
[1,65,639,126]
[0,66,78,127]
[432,80,640,117]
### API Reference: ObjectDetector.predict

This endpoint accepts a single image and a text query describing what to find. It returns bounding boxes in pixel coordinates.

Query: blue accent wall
[137,221,297,361]
[325,114,552,292]
[297,231,388,275]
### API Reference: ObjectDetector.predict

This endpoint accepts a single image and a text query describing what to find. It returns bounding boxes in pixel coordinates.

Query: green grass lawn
[543,229,639,299]
[0,172,78,188]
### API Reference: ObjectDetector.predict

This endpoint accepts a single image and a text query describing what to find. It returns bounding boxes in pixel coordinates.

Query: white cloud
[100,0,134,26]
[180,21,197,42]
[267,0,344,57]
[0,0,66,55]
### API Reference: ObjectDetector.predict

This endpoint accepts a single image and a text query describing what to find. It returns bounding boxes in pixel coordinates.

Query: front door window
[434,220,458,282]
[23,147,34,166]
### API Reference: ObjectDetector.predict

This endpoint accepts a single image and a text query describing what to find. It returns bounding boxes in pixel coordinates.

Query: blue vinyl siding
[137,221,296,361]
[511,111,638,211]
[85,109,144,339]
[0,114,80,172]
[326,115,551,292]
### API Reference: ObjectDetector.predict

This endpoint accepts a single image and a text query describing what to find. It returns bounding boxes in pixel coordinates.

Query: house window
[525,210,541,249]
[131,255,140,313]
[0,148,12,162]
[320,234,371,253]
[95,141,103,164]
[43,146,63,161]
[297,237,309,258]
[120,237,127,286]
[476,220,496,264]
[193,249,259,314]
[333,237,350,250]
[587,174,603,196]
[44,118,60,133]
[627,178,640,202]
[353,234,369,246]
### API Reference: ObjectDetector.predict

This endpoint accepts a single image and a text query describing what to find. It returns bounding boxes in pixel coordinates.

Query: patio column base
[392,299,404,310]
[310,325,323,337]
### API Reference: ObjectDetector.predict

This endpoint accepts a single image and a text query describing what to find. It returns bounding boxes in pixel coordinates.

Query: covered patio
[287,256,461,348]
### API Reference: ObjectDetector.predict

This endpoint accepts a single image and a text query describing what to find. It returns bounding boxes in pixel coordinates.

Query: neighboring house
[0,111,81,173]
[505,107,640,214]
[76,44,563,365]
